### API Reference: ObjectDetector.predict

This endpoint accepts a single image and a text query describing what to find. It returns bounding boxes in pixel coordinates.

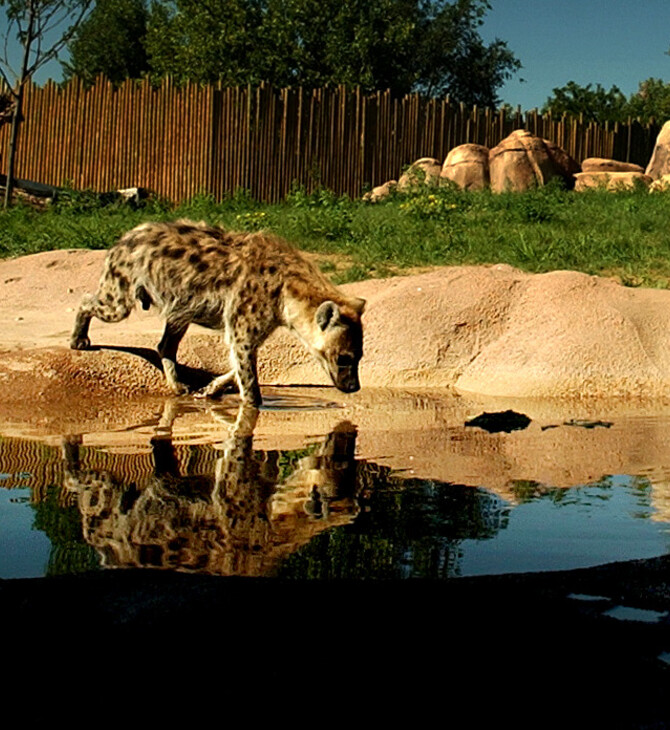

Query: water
[3,391,670,580]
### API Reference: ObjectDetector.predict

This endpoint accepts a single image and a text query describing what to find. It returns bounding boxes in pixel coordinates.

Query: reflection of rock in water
[62,407,362,576]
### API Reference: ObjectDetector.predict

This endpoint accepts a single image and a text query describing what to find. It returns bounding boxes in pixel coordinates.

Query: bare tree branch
[0,0,92,206]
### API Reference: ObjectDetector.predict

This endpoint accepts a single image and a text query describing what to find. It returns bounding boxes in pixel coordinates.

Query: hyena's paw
[192,383,237,400]
[192,371,238,400]
[169,382,191,397]
[70,336,91,350]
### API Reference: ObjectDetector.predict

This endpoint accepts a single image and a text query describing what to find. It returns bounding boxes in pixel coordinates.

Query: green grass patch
[3,182,670,287]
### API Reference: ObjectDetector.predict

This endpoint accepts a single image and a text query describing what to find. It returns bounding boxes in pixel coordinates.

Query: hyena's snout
[329,354,361,394]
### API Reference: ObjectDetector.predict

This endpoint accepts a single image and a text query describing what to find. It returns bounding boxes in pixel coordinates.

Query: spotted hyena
[70,219,366,405]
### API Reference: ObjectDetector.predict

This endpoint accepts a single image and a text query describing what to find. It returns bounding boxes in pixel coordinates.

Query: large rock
[581,158,644,174]
[397,157,442,190]
[363,180,396,202]
[574,171,652,191]
[649,174,670,192]
[440,144,490,190]
[489,130,580,193]
[260,265,670,399]
[6,251,670,400]
[645,120,670,180]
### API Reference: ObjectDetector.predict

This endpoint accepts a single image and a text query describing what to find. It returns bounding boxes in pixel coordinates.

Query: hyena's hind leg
[157,318,190,395]
[70,274,135,350]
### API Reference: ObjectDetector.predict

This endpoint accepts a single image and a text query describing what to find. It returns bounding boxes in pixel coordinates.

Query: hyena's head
[314,298,366,393]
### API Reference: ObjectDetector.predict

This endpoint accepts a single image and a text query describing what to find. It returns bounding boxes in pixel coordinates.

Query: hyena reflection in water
[70,220,366,405]
[61,403,361,575]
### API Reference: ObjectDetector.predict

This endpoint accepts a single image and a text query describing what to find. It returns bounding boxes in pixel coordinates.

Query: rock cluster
[365,121,670,200]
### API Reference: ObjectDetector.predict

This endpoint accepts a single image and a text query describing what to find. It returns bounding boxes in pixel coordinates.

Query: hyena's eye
[337,354,354,368]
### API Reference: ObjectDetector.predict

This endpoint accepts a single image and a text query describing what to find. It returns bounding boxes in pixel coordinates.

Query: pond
[2,389,670,580]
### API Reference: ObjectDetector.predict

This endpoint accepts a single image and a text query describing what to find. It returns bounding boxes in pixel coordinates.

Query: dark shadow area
[99,344,223,392]
[1,561,669,725]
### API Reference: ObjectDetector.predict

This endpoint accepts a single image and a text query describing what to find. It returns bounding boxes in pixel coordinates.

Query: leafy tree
[626,78,670,123]
[141,0,519,102]
[62,0,149,85]
[145,0,264,87]
[541,81,629,123]
[543,78,670,124]
[0,0,92,207]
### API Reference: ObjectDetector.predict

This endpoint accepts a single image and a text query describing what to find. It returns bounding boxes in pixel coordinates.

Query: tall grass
[3,182,670,287]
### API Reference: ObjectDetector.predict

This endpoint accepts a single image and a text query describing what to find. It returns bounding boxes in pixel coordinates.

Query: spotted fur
[70,219,366,405]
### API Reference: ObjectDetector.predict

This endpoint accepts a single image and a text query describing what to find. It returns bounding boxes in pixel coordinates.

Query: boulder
[440,144,490,190]
[581,158,644,174]
[488,130,580,193]
[574,171,652,192]
[363,180,397,202]
[397,157,442,191]
[645,120,670,180]
[649,174,670,192]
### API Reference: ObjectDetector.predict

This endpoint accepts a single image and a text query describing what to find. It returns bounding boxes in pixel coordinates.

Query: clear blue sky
[481,0,670,110]
[5,0,670,112]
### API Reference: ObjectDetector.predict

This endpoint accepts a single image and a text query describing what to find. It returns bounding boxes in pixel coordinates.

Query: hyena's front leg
[157,319,190,395]
[70,295,96,350]
[197,341,260,404]
[194,369,237,399]
[229,340,262,406]
[70,290,134,350]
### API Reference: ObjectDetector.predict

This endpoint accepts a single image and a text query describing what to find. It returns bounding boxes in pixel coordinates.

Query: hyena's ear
[349,297,366,315]
[316,300,341,330]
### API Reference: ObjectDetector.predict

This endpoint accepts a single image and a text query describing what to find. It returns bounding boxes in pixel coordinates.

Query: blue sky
[481,0,670,110]
[4,0,670,112]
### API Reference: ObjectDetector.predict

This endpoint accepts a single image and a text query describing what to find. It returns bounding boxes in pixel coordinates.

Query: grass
[3,180,670,287]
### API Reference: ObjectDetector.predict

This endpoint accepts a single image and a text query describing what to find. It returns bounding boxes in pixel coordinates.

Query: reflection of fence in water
[0,435,223,501]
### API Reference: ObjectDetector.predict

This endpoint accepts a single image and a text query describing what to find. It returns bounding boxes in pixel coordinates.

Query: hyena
[70,220,366,405]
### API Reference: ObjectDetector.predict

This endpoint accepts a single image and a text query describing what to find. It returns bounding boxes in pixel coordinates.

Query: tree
[62,0,149,85]
[145,0,264,87]
[1,0,92,207]
[626,78,670,123]
[140,0,519,102]
[543,78,670,125]
[541,81,629,123]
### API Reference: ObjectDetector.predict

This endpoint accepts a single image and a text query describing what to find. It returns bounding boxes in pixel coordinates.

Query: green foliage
[31,484,100,575]
[5,183,670,288]
[62,0,150,85]
[543,78,670,124]
[626,78,670,123]
[542,81,629,122]
[62,0,519,104]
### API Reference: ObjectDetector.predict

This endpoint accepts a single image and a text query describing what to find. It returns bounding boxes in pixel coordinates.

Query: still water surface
[2,395,670,580]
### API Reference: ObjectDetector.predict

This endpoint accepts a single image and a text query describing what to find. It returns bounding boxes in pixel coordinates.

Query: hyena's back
[99,220,268,326]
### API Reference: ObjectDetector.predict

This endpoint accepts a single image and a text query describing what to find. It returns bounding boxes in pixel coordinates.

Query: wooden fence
[0,78,662,203]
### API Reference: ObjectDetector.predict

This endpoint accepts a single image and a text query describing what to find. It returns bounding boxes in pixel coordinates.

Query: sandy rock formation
[6,250,670,401]
[649,174,670,192]
[397,157,442,190]
[488,130,580,193]
[581,158,644,174]
[573,171,652,191]
[440,143,490,190]
[261,264,670,399]
[645,120,670,180]
[363,180,397,202]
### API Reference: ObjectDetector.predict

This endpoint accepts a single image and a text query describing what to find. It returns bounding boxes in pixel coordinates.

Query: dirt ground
[1,249,670,723]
